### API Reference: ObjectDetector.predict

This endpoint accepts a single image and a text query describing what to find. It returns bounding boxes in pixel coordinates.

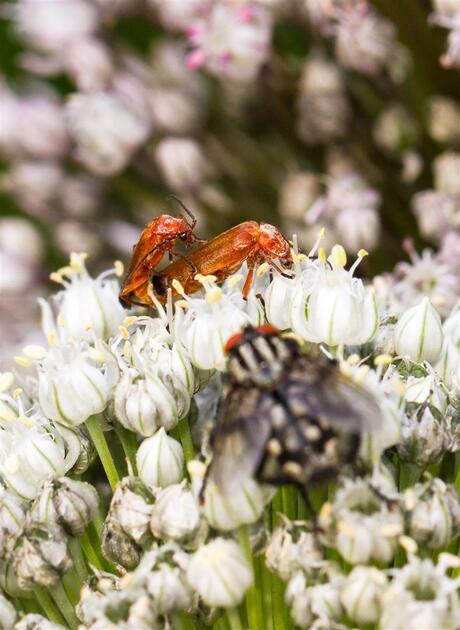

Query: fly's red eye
[224,332,244,353]
[255,324,280,336]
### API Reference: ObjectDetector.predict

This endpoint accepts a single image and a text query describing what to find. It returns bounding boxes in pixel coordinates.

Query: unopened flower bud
[0,591,16,629]
[189,460,264,531]
[12,523,72,589]
[155,137,209,193]
[404,478,460,548]
[187,538,252,608]
[0,487,26,558]
[14,613,66,630]
[433,151,460,196]
[30,476,98,537]
[114,371,184,436]
[145,560,194,614]
[395,298,443,363]
[76,571,120,626]
[150,482,206,550]
[340,566,387,624]
[137,428,184,488]
[102,477,154,570]
[398,407,450,466]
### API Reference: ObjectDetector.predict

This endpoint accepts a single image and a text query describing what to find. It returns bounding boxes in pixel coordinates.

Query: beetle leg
[270,259,294,278]
[242,261,256,298]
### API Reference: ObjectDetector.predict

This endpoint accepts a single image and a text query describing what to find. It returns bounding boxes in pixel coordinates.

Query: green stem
[69,537,89,583]
[271,573,286,630]
[173,612,197,630]
[114,423,138,475]
[455,452,460,494]
[35,586,66,626]
[238,526,263,630]
[171,415,195,466]
[85,414,120,490]
[281,486,296,521]
[62,569,81,606]
[80,530,103,571]
[49,580,79,628]
[399,462,421,491]
[226,608,243,630]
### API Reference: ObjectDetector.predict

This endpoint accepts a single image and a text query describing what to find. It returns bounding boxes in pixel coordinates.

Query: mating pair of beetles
[120,205,383,507]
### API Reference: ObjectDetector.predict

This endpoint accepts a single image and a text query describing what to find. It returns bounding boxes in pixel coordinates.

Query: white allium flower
[154,137,210,193]
[296,56,350,145]
[150,482,205,549]
[15,613,66,630]
[114,370,182,435]
[265,523,324,581]
[405,372,448,413]
[40,253,125,343]
[137,428,184,489]
[11,0,99,52]
[395,297,443,363]
[328,478,403,564]
[290,246,378,346]
[340,566,387,624]
[398,406,450,467]
[186,3,272,84]
[404,478,460,549]
[148,0,209,32]
[187,538,252,608]
[435,339,460,388]
[285,571,343,629]
[66,91,151,175]
[264,272,297,330]
[0,591,16,629]
[38,340,118,427]
[380,557,460,630]
[0,420,71,500]
[433,0,460,16]
[188,460,265,531]
[173,279,262,370]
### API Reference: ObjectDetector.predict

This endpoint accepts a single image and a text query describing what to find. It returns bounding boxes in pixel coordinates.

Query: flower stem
[281,485,296,521]
[171,414,195,465]
[399,462,421,490]
[49,580,79,628]
[69,537,89,583]
[455,452,460,494]
[85,414,120,490]
[80,530,103,570]
[35,586,66,626]
[238,525,263,630]
[226,608,244,630]
[114,423,138,475]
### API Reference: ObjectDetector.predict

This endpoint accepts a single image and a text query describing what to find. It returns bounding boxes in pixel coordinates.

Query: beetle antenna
[166,194,196,227]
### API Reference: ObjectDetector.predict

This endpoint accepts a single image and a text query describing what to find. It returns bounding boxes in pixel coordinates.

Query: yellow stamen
[399,535,417,555]
[49,272,63,284]
[48,331,56,347]
[12,388,23,399]
[122,341,131,358]
[374,354,393,367]
[0,408,16,422]
[57,313,65,327]
[22,345,46,360]
[70,252,88,271]
[228,274,243,288]
[195,274,217,285]
[14,356,31,368]
[318,247,327,263]
[439,552,460,568]
[118,325,129,340]
[175,300,189,309]
[114,260,124,277]
[172,279,185,296]
[318,227,326,240]
[123,316,138,328]
[357,249,368,259]
[205,287,222,304]
[56,266,73,278]
[0,372,14,393]
[18,415,33,428]
[347,354,361,366]
[256,262,271,276]
[330,244,347,269]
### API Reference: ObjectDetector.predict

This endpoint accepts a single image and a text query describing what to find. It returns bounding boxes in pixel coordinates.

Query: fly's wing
[283,357,383,433]
[207,386,272,494]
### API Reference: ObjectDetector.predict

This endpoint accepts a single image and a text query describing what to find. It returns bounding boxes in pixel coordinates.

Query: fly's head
[225,325,299,389]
